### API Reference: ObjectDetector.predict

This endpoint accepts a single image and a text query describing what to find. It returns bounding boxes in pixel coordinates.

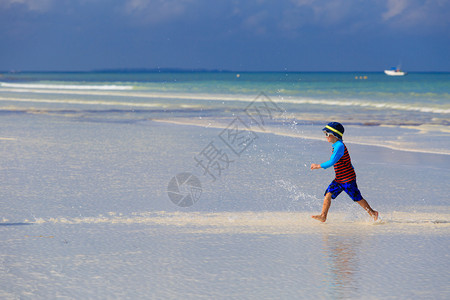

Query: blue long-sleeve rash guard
[320,140,344,169]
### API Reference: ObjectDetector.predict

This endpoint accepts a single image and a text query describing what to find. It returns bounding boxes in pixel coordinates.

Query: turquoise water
[2,71,448,109]
[1,71,449,151]
[1,71,449,97]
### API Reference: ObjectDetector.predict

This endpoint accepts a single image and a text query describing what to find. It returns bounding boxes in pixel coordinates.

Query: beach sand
[1,112,449,299]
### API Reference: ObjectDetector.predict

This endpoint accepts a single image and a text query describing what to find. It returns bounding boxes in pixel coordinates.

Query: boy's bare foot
[372,211,379,222]
[312,214,327,222]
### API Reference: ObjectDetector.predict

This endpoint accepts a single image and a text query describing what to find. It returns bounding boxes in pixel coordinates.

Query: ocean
[1,71,449,154]
[1,71,449,299]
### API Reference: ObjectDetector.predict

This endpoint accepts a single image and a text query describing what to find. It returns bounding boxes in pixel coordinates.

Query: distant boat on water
[384,66,407,76]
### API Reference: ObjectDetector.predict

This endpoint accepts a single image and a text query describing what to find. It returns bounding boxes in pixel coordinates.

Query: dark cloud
[0,0,449,71]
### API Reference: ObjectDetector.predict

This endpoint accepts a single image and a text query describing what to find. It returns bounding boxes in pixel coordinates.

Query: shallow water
[1,71,449,299]
[1,113,449,299]
[2,211,449,299]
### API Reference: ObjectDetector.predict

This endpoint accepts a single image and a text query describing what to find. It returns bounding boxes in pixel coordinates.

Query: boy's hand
[310,163,321,170]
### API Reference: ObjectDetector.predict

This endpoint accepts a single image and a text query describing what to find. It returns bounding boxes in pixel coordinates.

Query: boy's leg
[312,192,332,222]
[341,180,379,222]
[357,199,378,221]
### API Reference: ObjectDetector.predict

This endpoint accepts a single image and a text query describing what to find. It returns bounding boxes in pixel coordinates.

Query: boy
[310,122,378,222]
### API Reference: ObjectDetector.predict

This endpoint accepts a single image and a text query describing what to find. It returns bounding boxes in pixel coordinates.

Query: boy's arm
[311,142,345,170]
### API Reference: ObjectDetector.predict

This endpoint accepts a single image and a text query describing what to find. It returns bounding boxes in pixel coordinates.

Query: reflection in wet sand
[322,233,363,299]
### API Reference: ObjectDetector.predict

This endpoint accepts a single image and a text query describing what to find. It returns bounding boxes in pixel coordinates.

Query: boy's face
[325,132,339,143]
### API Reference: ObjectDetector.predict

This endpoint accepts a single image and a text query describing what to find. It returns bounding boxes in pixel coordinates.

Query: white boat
[384,67,407,76]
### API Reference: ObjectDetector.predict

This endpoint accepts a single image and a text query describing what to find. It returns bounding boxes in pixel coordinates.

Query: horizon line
[1,68,449,74]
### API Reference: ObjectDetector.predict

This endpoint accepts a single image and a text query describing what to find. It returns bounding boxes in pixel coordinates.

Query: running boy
[310,122,378,222]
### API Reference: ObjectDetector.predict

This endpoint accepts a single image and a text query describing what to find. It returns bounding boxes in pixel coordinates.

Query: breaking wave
[1,84,448,114]
[0,82,134,90]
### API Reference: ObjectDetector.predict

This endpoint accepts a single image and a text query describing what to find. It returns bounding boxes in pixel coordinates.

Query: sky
[0,0,449,72]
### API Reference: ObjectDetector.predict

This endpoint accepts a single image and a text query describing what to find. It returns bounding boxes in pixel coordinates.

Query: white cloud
[281,0,355,32]
[123,0,195,24]
[381,0,450,30]
[290,0,315,6]
[242,11,268,35]
[0,0,53,12]
[285,0,450,33]
[382,0,408,20]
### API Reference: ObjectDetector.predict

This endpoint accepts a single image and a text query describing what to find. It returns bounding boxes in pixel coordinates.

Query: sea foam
[1,84,448,114]
[28,210,450,235]
[0,82,134,90]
